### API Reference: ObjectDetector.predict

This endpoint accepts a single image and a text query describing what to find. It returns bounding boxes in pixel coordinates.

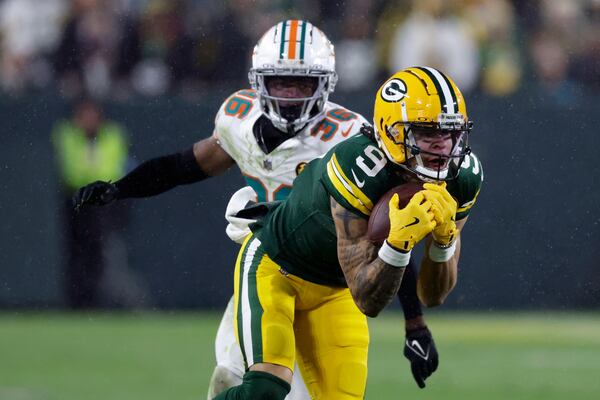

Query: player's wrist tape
[379,241,411,267]
[428,240,457,262]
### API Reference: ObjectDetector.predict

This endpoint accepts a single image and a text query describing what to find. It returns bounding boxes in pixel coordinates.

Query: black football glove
[73,181,120,211]
[404,326,439,389]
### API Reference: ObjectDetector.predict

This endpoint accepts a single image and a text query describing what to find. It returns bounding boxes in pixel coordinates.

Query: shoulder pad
[307,106,369,143]
[215,89,259,124]
[214,89,259,141]
[321,135,389,217]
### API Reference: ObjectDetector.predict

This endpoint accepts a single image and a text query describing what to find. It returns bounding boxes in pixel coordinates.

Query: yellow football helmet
[373,66,472,181]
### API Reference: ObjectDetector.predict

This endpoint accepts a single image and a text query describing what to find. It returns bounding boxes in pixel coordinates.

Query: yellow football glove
[387,191,436,252]
[422,183,458,246]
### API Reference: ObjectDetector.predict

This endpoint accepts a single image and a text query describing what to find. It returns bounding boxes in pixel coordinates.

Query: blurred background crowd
[3,0,600,310]
[1,0,599,101]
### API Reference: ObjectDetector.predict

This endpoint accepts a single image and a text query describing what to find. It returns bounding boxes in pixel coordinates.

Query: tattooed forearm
[331,197,406,317]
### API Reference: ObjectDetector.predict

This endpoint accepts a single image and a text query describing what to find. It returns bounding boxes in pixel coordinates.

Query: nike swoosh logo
[351,169,365,188]
[341,122,355,137]
[407,339,429,360]
[403,217,420,228]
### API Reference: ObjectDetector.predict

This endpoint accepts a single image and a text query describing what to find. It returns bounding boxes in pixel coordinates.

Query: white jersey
[213,89,367,202]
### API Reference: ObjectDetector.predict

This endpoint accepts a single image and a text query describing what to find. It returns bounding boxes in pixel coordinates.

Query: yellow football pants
[233,235,369,399]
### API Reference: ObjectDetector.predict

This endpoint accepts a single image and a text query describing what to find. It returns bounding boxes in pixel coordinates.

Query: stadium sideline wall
[2,89,599,310]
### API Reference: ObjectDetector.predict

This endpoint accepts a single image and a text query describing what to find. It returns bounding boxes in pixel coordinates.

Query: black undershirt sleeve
[114,146,208,199]
[397,260,424,322]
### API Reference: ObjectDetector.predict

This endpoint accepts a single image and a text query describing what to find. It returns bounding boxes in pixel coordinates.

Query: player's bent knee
[207,365,243,399]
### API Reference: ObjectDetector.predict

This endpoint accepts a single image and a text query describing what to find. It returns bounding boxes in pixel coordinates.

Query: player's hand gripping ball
[367,182,433,249]
[421,182,458,246]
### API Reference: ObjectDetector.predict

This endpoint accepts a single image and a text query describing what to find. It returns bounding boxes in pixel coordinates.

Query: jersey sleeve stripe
[331,155,373,211]
[457,188,481,214]
[327,161,370,216]
[326,155,372,216]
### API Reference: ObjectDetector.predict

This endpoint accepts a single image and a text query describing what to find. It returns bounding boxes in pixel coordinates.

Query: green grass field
[1,311,599,400]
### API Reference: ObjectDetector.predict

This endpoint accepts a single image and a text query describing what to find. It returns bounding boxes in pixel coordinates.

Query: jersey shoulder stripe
[326,153,373,216]
[456,188,480,215]
[321,135,389,217]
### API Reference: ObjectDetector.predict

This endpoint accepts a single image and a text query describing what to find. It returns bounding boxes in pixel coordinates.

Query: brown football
[367,182,424,246]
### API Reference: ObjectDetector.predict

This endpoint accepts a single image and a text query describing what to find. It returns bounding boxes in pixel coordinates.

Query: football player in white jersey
[73,20,439,399]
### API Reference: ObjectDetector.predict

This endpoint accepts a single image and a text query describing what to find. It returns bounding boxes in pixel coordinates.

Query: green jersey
[254,134,483,287]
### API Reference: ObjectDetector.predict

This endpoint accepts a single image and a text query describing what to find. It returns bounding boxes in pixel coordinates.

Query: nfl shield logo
[263,159,272,170]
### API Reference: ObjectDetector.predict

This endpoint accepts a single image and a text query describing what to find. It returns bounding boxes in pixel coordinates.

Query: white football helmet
[248,20,338,134]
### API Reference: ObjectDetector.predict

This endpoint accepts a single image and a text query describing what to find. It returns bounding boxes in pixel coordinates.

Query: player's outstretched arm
[331,197,405,318]
[73,137,235,209]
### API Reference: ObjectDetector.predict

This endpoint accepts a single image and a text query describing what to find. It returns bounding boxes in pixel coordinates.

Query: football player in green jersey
[72,21,443,397]
[214,66,483,400]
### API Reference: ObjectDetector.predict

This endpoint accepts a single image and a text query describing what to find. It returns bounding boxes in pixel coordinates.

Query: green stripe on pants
[237,237,264,367]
